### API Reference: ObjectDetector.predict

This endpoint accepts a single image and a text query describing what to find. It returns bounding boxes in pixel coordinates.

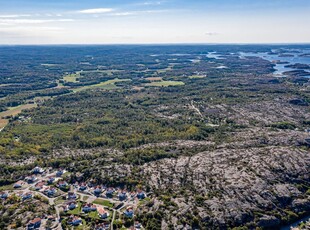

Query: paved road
[111,210,116,230]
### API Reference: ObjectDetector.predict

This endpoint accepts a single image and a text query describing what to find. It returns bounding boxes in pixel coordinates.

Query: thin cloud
[111,12,136,16]
[0,14,31,18]
[0,18,74,25]
[110,9,170,16]
[0,26,64,32]
[142,1,163,5]
[78,8,114,14]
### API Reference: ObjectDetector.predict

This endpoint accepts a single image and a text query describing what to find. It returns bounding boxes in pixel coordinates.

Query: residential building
[32,167,44,174]
[67,215,82,226]
[82,203,97,213]
[98,207,109,219]
[27,218,41,230]
[13,181,24,188]
[124,207,134,218]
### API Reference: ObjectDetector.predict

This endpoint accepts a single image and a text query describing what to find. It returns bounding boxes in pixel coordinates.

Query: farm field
[0,103,37,129]
[146,80,185,87]
[73,78,131,92]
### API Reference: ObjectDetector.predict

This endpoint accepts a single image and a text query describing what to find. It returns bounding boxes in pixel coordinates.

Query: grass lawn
[145,77,163,81]
[156,65,174,73]
[63,73,80,83]
[146,80,185,87]
[189,75,206,79]
[0,184,14,191]
[73,78,131,92]
[93,199,114,208]
[88,210,99,220]
[82,196,89,201]
[61,172,71,179]
[54,196,66,205]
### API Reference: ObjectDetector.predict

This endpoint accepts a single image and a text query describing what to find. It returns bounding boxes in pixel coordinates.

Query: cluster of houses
[82,203,97,213]
[8,167,149,229]
[75,182,147,202]
[1,190,33,201]
[14,167,65,190]
[43,186,57,197]
[63,200,110,220]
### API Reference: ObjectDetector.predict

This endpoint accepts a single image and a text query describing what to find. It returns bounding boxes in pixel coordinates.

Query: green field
[73,78,131,92]
[77,69,123,76]
[156,64,175,73]
[0,184,14,191]
[0,103,37,129]
[63,73,80,83]
[189,75,206,79]
[146,80,185,87]
[88,210,100,219]
[93,199,114,208]
[55,196,66,205]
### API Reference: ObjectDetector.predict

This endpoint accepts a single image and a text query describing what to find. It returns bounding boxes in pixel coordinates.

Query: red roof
[29,218,41,224]
[97,207,107,215]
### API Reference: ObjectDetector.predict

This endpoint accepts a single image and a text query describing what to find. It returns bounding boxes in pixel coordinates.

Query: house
[56,169,65,177]
[34,181,45,190]
[47,177,55,184]
[95,223,110,230]
[124,207,134,218]
[106,188,114,198]
[118,191,127,201]
[136,190,146,200]
[67,215,82,226]
[94,186,102,196]
[0,192,8,199]
[87,180,96,188]
[44,187,57,197]
[58,181,68,189]
[27,218,41,230]
[97,206,109,219]
[32,166,44,174]
[135,222,142,229]
[79,183,87,191]
[13,180,24,188]
[82,203,97,213]
[22,192,33,201]
[76,172,84,181]
[47,215,56,221]
[25,175,38,184]
[67,191,77,200]
[66,201,77,211]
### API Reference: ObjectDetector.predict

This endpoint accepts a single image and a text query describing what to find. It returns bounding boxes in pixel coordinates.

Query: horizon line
[1,42,310,46]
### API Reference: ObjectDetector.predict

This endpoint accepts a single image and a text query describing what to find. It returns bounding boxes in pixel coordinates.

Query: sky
[0,0,309,44]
